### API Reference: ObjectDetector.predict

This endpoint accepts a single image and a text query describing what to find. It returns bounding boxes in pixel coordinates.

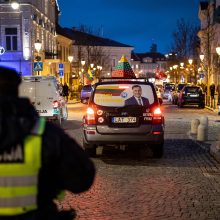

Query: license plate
[190,94,199,97]
[112,117,136,123]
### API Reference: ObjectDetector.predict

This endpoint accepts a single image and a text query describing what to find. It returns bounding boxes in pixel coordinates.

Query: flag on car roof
[112,55,136,78]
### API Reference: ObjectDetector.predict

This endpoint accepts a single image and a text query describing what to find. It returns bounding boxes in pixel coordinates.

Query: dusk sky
[58,0,201,54]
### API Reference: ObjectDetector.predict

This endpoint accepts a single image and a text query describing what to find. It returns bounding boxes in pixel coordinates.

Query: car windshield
[94,83,155,107]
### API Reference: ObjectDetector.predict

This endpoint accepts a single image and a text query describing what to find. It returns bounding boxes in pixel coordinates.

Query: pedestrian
[210,83,215,99]
[210,83,216,107]
[216,83,220,105]
[62,83,69,102]
[0,66,95,220]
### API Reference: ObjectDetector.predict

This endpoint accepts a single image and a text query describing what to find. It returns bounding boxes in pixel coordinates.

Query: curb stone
[187,131,220,162]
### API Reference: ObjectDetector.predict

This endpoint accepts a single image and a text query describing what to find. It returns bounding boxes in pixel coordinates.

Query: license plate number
[112,117,136,123]
[190,94,199,97]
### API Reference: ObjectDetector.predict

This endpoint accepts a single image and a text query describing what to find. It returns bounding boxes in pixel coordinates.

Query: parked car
[162,83,175,99]
[177,85,205,108]
[19,76,68,125]
[82,79,164,158]
[172,83,187,104]
[80,84,93,104]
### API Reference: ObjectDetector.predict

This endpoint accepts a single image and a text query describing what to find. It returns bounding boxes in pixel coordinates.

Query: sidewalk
[188,106,220,163]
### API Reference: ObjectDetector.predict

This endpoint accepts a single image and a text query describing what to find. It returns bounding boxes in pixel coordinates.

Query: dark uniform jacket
[0,97,95,220]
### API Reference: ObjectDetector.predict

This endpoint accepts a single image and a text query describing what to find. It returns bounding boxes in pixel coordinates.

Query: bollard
[199,116,208,140]
[191,119,200,134]
[197,124,207,141]
[200,116,208,127]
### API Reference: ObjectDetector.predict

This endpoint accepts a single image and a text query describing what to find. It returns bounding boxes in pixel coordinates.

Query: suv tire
[83,140,96,157]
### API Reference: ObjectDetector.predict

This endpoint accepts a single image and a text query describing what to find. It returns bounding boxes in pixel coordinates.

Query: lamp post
[97,65,102,78]
[68,55,73,85]
[34,40,42,76]
[188,59,193,83]
[173,65,178,83]
[81,60,85,86]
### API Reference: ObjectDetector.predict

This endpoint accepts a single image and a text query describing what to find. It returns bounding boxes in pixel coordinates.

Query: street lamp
[68,55,73,84]
[34,40,42,76]
[200,53,205,62]
[188,59,193,65]
[216,46,220,56]
[81,60,85,86]
[10,1,20,10]
[188,59,193,83]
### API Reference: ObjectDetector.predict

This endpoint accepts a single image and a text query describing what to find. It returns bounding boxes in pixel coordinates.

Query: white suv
[19,76,68,125]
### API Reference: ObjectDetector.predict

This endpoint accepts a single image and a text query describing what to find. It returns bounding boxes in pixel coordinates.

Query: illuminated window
[5,28,17,51]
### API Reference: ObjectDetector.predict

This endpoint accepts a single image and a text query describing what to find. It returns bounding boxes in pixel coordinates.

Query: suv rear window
[93,83,155,107]
[185,87,202,93]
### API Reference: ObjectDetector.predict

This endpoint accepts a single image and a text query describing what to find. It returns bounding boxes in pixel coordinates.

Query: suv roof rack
[98,77,149,82]
[22,76,57,81]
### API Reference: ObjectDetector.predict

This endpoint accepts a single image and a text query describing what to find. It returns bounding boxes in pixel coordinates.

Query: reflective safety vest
[0,117,45,216]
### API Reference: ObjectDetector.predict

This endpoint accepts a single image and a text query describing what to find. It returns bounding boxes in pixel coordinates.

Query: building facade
[198,0,220,86]
[0,0,58,76]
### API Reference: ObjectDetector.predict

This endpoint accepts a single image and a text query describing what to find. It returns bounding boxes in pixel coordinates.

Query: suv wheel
[152,143,164,158]
[83,140,96,157]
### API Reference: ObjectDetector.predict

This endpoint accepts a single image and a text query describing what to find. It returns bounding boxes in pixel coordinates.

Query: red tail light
[53,100,59,108]
[85,107,96,125]
[152,107,163,124]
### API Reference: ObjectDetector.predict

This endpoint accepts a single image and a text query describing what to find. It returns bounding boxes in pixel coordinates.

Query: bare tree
[198,3,217,99]
[73,25,110,79]
[171,18,199,59]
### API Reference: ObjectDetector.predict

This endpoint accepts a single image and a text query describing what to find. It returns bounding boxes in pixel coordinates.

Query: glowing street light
[11,1,20,10]
[200,53,205,62]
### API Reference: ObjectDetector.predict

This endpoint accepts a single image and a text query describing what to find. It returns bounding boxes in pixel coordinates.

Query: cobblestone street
[59,102,220,220]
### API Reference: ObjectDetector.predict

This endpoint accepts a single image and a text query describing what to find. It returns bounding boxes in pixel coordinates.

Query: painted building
[198,0,220,86]
[0,0,58,76]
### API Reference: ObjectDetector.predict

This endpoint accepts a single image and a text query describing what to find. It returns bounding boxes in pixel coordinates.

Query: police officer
[0,66,95,219]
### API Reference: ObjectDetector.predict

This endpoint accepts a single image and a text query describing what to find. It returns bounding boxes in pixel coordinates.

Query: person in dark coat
[0,66,95,220]
[62,83,69,102]
[210,83,215,99]
[124,84,150,106]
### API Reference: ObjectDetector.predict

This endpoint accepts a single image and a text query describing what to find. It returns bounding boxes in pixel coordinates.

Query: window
[5,28,18,51]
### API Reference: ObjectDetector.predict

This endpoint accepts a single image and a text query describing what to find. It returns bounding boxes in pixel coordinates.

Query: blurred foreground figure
[0,66,95,220]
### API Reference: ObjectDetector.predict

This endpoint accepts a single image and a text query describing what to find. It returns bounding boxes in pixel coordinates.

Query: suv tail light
[152,107,163,124]
[53,100,59,108]
[85,107,96,125]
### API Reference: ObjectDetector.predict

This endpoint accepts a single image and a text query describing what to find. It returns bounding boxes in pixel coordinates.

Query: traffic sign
[59,69,64,78]
[59,63,64,69]
[59,63,64,78]
[34,62,43,71]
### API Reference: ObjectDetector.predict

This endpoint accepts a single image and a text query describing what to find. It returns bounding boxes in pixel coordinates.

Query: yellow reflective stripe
[25,135,41,167]
[0,205,36,216]
[0,195,36,207]
[0,175,38,187]
[0,165,38,176]
[0,186,37,198]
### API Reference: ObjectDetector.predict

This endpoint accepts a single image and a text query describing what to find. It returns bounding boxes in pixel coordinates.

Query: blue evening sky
[58,0,201,54]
